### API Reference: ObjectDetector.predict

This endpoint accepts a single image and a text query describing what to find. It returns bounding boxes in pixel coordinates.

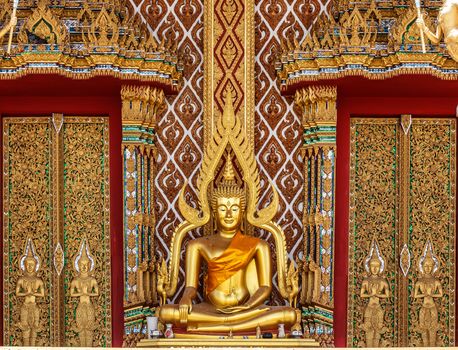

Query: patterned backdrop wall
[127,0,331,302]
[255,0,331,265]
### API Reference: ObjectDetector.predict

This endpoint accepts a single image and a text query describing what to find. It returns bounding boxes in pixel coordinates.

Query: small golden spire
[222,89,235,130]
[222,153,235,182]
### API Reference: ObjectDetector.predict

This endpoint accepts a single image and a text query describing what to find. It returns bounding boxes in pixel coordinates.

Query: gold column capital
[121,85,165,146]
[294,86,337,127]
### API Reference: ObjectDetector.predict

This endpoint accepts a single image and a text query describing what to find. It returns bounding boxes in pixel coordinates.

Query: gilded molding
[276,2,458,90]
[348,117,456,347]
[0,0,182,90]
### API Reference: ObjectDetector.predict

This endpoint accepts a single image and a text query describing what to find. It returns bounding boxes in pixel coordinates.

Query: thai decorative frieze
[3,116,111,347]
[295,86,337,344]
[276,0,458,91]
[122,85,165,338]
[204,0,255,146]
[0,0,182,89]
[348,117,455,347]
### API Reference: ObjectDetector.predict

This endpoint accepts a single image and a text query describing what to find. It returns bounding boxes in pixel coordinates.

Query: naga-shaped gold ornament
[15,238,44,347]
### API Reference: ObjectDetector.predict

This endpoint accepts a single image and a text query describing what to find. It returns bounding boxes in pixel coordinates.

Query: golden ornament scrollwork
[276,0,458,89]
[349,117,455,347]
[3,118,54,346]
[0,1,182,88]
[16,238,45,347]
[3,116,111,347]
[63,117,111,347]
[348,118,398,347]
[204,0,255,147]
[407,118,455,346]
[70,239,99,347]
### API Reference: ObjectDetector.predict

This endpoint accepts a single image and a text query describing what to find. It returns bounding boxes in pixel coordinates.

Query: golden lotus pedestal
[138,337,320,348]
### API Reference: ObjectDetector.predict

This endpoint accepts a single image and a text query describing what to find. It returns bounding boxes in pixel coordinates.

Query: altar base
[138,338,320,347]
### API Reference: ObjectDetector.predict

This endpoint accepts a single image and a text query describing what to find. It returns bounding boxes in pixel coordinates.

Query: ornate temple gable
[0,0,182,90]
[275,0,458,91]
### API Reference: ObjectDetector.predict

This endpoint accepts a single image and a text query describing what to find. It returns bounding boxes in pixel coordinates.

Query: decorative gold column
[203,0,255,146]
[121,86,165,342]
[295,86,337,345]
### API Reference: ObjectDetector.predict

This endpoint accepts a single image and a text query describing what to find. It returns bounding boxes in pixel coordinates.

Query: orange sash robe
[206,232,260,295]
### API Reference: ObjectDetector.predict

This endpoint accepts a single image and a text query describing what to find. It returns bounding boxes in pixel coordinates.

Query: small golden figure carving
[414,240,443,347]
[0,15,17,40]
[416,0,458,61]
[360,239,390,347]
[16,238,44,346]
[157,91,298,334]
[70,239,99,347]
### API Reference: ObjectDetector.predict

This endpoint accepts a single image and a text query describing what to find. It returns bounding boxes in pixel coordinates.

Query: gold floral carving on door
[348,117,456,347]
[3,116,111,347]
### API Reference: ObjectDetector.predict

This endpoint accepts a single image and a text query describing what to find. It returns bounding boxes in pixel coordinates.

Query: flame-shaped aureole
[165,90,292,299]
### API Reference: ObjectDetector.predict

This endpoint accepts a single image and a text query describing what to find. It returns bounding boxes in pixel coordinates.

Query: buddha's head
[369,257,381,275]
[211,155,246,233]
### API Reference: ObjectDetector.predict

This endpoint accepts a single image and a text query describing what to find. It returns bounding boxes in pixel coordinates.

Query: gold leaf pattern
[3,118,54,346]
[63,118,111,347]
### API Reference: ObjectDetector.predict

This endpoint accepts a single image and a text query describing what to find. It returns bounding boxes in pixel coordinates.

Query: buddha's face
[369,259,381,275]
[25,257,36,275]
[423,258,434,275]
[215,197,242,233]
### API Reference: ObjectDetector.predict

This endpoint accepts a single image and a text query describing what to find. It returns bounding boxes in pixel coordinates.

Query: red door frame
[333,75,458,347]
[0,75,124,347]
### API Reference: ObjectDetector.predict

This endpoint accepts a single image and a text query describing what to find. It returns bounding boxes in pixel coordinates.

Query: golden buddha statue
[15,238,44,346]
[0,15,16,40]
[70,239,99,347]
[416,0,458,61]
[413,240,443,347]
[360,239,389,348]
[157,91,299,335]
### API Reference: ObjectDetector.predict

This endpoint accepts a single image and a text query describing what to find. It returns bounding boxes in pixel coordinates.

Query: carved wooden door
[347,116,456,347]
[2,115,111,347]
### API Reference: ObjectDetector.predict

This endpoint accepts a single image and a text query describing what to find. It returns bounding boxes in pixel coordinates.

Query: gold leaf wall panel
[407,119,456,347]
[3,116,111,347]
[348,117,456,347]
[348,119,398,347]
[3,118,54,346]
[63,118,111,347]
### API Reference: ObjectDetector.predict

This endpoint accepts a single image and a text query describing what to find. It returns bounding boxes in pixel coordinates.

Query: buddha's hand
[178,295,192,324]
[217,305,268,314]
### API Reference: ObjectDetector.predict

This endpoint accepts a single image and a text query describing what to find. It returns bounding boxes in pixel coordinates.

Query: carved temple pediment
[276,0,458,92]
[0,0,182,90]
